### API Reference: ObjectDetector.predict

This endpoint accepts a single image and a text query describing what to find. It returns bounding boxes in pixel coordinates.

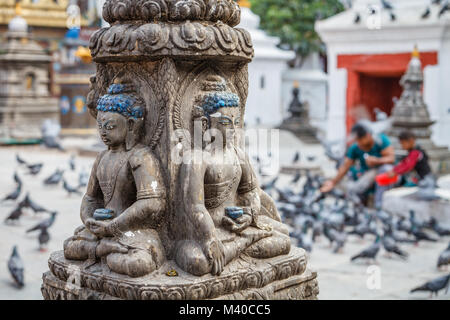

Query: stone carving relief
[102,0,241,27]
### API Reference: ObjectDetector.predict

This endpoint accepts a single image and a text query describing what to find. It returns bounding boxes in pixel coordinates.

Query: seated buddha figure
[175,76,291,276]
[63,83,166,278]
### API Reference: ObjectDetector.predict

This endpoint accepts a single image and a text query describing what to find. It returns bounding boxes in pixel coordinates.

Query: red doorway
[359,73,402,119]
[337,52,438,133]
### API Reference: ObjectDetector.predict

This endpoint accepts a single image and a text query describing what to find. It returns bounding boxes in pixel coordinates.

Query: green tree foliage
[249,0,345,67]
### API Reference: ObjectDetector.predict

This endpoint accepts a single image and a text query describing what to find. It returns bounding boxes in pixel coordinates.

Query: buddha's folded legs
[63,226,99,261]
[63,226,164,278]
[106,249,157,278]
[244,231,291,259]
[244,215,291,259]
[175,228,273,276]
[63,238,97,261]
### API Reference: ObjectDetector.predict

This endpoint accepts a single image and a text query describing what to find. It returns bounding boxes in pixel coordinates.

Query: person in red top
[387,130,435,187]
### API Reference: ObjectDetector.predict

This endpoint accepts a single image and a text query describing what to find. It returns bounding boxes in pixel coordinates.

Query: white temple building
[237,1,295,127]
[316,0,450,147]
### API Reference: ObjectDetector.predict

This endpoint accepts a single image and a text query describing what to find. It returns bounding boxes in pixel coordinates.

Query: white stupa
[237,1,295,127]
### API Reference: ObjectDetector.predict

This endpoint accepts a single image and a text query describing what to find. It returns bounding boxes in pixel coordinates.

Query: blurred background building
[0,4,59,141]
[237,0,295,127]
[316,0,450,148]
[0,0,101,141]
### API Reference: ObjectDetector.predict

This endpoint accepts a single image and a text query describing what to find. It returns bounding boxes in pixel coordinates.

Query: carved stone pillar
[41,0,318,300]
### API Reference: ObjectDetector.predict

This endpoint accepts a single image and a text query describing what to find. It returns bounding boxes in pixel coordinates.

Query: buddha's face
[96,111,128,149]
[209,107,241,145]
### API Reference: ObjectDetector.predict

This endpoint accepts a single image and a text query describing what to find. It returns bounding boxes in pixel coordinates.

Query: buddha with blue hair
[63,82,166,278]
[175,76,291,276]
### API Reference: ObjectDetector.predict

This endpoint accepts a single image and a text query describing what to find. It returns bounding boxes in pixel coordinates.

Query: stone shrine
[279,82,319,144]
[41,0,318,300]
[0,5,59,141]
[389,48,450,174]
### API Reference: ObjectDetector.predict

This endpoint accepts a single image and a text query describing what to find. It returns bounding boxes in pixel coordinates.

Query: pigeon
[7,246,24,288]
[78,168,89,188]
[306,155,316,162]
[1,183,22,202]
[410,274,450,297]
[290,225,313,253]
[351,235,381,263]
[429,217,450,237]
[43,169,64,185]
[13,172,22,186]
[354,12,361,24]
[290,172,301,185]
[292,151,300,164]
[389,12,396,21]
[439,0,450,17]
[397,216,413,234]
[323,223,335,246]
[412,225,438,244]
[348,215,377,239]
[376,209,392,224]
[312,219,323,242]
[63,179,82,196]
[437,243,450,270]
[16,154,28,166]
[374,108,388,121]
[421,6,431,19]
[69,155,76,171]
[261,177,278,192]
[322,141,344,169]
[4,205,24,224]
[385,222,415,244]
[329,226,347,253]
[26,211,57,233]
[381,0,394,10]
[409,210,427,229]
[38,227,50,251]
[42,136,64,151]
[23,193,49,214]
[382,234,408,259]
[26,163,43,175]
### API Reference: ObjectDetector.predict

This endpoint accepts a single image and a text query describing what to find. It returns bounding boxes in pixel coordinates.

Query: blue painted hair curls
[96,83,144,119]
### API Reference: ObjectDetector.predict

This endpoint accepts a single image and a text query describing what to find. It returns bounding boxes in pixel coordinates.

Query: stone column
[41,0,318,300]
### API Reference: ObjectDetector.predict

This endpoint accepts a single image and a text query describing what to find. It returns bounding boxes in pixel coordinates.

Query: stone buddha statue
[174,76,291,276]
[63,83,166,278]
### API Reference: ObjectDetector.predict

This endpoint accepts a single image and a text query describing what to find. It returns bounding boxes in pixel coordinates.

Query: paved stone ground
[0,131,449,300]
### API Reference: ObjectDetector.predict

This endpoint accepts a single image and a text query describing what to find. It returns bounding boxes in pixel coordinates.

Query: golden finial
[412,45,420,59]
[75,46,92,64]
[15,2,22,16]
[293,80,300,89]
[237,0,251,8]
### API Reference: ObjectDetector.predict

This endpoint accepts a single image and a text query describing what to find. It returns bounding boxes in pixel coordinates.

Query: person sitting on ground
[320,123,395,209]
[386,130,436,188]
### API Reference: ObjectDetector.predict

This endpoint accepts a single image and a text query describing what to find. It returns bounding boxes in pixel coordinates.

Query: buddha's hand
[222,212,252,234]
[85,218,114,238]
[96,238,128,257]
[202,236,225,276]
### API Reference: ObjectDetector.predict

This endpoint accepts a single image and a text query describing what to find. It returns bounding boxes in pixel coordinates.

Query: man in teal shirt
[321,123,395,208]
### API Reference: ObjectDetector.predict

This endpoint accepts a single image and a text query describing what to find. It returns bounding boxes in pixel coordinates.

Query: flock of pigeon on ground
[3,153,87,289]
[2,147,450,298]
[256,150,450,298]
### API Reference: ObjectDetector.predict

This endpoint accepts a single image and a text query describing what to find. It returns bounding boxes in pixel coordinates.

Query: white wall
[245,59,288,127]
